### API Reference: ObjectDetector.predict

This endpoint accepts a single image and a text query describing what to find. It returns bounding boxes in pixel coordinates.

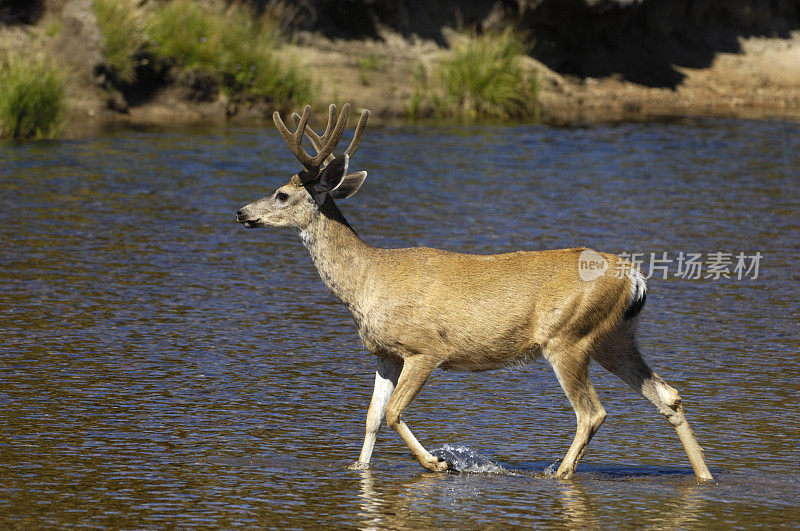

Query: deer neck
[299,196,373,311]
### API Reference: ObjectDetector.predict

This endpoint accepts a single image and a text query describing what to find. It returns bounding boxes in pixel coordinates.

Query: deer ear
[330,171,367,199]
[313,154,348,195]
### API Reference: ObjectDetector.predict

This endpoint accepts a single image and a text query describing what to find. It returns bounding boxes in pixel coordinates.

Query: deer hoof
[347,461,370,470]
[554,467,575,479]
[420,455,449,472]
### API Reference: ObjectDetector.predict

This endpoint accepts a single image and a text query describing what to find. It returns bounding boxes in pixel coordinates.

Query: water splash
[543,461,561,477]
[430,444,507,474]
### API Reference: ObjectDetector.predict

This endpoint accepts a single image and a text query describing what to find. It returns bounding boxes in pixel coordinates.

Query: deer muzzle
[236,204,263,228]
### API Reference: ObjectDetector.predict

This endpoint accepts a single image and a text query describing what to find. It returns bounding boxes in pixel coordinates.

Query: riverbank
[292,28,800,125]
[1,0,799,138]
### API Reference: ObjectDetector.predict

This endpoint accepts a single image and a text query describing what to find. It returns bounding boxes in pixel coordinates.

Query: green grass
[93,0,147,83]
[44,18,63,38]
[355,54,385,85]
[90,0,313,107]
[146,0,313,105]
[411,28,538,120]
[0,55,65,140]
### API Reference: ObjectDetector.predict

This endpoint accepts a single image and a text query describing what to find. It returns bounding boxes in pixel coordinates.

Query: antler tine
[273,105,315,169]
[292,105,336,163]
[314,103,350,166]
[319,104,337,146]
[344,109,370,159]
[292,103,350,167]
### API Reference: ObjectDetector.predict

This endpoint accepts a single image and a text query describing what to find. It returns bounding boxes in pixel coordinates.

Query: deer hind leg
[594,325,714,480]
[384,355,448,472]
[546,348,607,479]
[350,356,403,469]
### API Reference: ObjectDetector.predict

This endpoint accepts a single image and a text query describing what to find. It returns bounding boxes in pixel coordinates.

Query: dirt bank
[293,27,800,124]
[1,0,799,137]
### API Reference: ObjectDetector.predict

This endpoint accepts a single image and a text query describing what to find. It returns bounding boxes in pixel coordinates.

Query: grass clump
[90,0,313,107]
[93,0,148,83]
[0,55,65,140]
[147,0,313,105]
[411,28,538,120]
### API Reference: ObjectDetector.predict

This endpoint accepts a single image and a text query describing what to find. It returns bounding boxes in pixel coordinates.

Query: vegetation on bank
[92,1,534,121]
[0,55,65,140]
[93,0,313,107]
[409,28,539,120]
[92,0,147,84]
[0,3,540,141]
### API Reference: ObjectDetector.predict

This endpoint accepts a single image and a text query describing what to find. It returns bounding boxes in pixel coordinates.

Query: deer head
[236,103,369,230]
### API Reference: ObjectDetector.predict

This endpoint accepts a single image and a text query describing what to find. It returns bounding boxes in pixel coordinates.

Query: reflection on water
[354,466,715,529]
[1,118,800,527]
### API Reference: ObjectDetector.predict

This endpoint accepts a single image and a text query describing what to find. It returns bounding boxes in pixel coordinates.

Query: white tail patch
[625,265,648,319]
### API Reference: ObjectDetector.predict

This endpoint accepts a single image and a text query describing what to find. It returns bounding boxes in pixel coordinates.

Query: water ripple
[1,118,799,527]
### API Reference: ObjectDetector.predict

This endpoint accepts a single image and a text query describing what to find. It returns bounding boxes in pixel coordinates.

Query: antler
[345,107,369,159]
[293,104,370,164]
[273,104,350,172]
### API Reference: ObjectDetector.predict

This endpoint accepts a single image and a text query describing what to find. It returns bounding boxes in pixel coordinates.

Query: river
[1,118,799,527]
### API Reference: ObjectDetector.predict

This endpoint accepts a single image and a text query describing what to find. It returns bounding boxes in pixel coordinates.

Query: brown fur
[236,104,714,480]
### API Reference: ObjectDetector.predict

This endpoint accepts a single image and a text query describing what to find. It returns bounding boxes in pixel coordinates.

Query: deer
[235,103,714,480]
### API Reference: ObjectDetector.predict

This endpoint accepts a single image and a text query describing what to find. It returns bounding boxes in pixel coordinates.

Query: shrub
[93,0,147,84]
[147,0,313,105]
[0,55,65,139]
[412,28,539,120]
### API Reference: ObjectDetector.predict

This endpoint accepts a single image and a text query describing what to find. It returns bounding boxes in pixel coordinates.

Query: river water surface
[1,119,799,528]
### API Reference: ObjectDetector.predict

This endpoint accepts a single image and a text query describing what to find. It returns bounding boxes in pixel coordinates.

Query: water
[1,118,799,527]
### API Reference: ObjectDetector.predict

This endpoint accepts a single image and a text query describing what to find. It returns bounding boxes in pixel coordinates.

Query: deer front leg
[349,356,403,469]
[385,356,448,472]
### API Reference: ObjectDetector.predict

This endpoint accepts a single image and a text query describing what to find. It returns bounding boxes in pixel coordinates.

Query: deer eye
[275,191,289,202]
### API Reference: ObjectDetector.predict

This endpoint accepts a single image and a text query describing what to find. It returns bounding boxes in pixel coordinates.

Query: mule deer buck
[236,103,714,480]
